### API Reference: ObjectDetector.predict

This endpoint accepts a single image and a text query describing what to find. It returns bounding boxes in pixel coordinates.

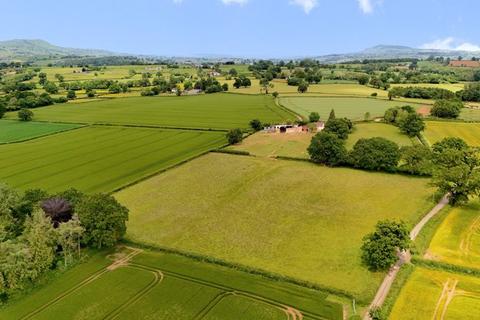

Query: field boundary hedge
[121,240,367,304]
[412,257,480,278]
[211,149,251,156]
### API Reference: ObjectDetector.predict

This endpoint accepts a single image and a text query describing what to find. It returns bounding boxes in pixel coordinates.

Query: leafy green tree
[54,74,64,82]
[308,132,347,166]
[38,72,47,85]
[328,109,336,120]
[222,83,229,91]
[249,119,263,131]
[0,101,6,119]
[399,145,433,176]
[56,215,84,267]
[272,91,279,98]
[108,83,122,94]
[66,90,76,100]
[43,82,58,94]
[76,194,129,248]
[18,109,33,121]
[226,128,243,144]
[398,113,425,137]
[297,81,309,93]
[350,138,400,172]
[0,184,21,241]
[324,118,350,140]
[308,112,320,123]
[431,99,463,119]
[361,220,410,271]
[358,75,370,85]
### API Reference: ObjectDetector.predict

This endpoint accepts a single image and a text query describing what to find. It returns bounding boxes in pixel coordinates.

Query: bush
[66,90,76,100]
[308,112,320,123]
[371,92,378,97]
[226,128,243,144]
[249,119,263,131]
[350,138,400,172]
[308,132,347,166]
[430,99,463,119]
[18,108,33,121]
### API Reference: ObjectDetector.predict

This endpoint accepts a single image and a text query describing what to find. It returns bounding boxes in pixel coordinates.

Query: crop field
[0,120,81,143]
[0,247,344,320]
[0,126,225,193]
[227,132,314,158]
[279,97,414,121]
[426,201,480,268]
[116,153,434,300]
[346,123,417,149]
[5,94,293,130]
[424,121,480,146]
[389,268,480,320]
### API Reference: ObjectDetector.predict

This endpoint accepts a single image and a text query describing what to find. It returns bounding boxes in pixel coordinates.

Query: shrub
[350,138,400,172]
[226,128,243,144]
[371,92,378,97]
[308,112,320,123]
[308,132,347,166]
[18,108,33,121]
[430,99,463,119]
[66,90,76,100]
[249,119,263,131]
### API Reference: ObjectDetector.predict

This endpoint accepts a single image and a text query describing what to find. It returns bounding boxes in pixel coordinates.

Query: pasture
[116,153,434,300]
[0,120,81,143]
[389,268,480,320]
[426,201,480,269]
[424,121,480,146]
[345,123,416,149]
[279,97,414,121]
[0,247,344,320]
[5,94,293,130]
[0,126,225,192]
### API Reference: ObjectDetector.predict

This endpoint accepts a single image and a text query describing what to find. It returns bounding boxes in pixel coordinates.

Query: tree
[297,81,309,93]
[307,132,347,166]
[328,109,336,120]
[0,184,21,241]
[307,112,320,123]
[350,138,400,172]
[43,82,58,94]
[66,90,76,100]
[398,113,425,137]
[430,99,463,119]
[361,220,410,271]
[400,145,433,176]
[226,128,243,144]
[222,83,229,91]
[38,72,47,85]
[259,78,274,94]
[358,75,370,85]
[108,83,122,94]
[249,119,263,132]
[0,101,6,119]
[76,193,129,249]
[324,118,350,140]
[272,91,279,98]
[54,74,64,82]
[18,109,33,121]
[55,215,84,267]
[364,112,371,121]
[41,198,72,227]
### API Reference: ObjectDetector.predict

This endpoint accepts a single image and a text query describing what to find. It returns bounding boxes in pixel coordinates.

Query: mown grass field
[426,201,480,269]
[5,94,294,130]
[0,248,344,320]
[0,126,225,193]
[346,123,417,149]
[424,121,480,146]
[279,97,415,121]
[390,268,480,320]
[0,120,81,143]
[116,153,434,301]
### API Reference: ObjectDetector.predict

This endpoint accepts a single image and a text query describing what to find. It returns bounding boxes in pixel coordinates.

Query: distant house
[264,121,324,134]
[209,71,221,77]
[449,60,480,68]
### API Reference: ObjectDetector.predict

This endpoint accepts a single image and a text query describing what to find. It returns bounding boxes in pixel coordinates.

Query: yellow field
[424,121,480,146]
[390,268,480,320]
[426,201,480,268]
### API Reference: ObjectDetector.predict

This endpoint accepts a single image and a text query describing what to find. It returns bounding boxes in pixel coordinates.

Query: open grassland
[5,94,293,130]
[0,120,81,143]
[279,97,414,121]
[117,153,434,300]
[227,132,314,158]
[459,107,480,122]
[390,268,480,320]
[0,126,225,193]
[0,248,344,320]
[424,121,480,146]
[426,201,480,269]
[346,123,416,149]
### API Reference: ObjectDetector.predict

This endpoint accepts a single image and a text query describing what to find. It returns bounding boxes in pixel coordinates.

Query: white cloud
[221,0,248,5]
[357,0,373,14]
[421,37,480,52]
[290,0,318,14]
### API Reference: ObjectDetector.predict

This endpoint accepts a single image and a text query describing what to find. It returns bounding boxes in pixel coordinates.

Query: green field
[5,94,294,130]
[346,123,416,149]
[424,121,480,146]
[390,268,480,320]
[0,248,343,320]
[426,201,480,268]
[0,120,81,143]
[279,97,416,121]
[0,126,225,192]
[116,153,434,300]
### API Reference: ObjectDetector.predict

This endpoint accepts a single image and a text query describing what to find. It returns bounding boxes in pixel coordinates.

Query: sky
[0,0,479,58]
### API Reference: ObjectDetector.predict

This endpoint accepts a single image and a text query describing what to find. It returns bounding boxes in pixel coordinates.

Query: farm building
[264,121,325,134]
[449,60,480,68]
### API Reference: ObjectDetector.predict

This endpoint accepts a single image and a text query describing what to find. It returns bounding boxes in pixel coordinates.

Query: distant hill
[314,45,480,63]
[0,39,118,62]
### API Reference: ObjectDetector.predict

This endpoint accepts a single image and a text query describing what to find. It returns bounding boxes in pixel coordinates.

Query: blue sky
[0,0,479,57]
